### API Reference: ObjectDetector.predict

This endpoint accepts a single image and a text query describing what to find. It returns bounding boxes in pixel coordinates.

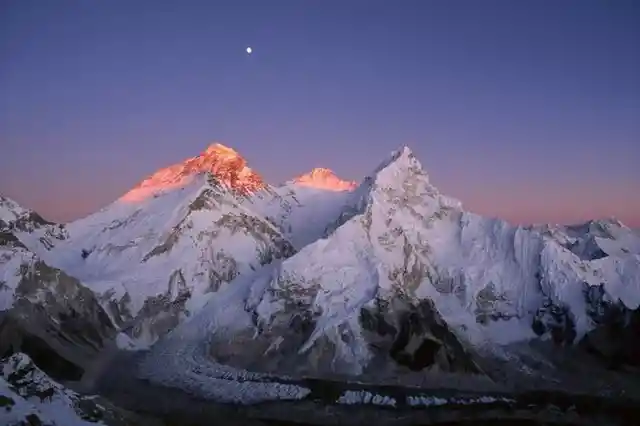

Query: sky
[1,0,639,226]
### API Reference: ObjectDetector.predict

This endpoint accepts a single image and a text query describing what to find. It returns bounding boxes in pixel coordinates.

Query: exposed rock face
[0,231,27,250]
[531,300,577,346]
[359,297,480,375]
[0,231,116,381]
[565,235,609,260]
[579,283,640,368]
[113,269,194,342]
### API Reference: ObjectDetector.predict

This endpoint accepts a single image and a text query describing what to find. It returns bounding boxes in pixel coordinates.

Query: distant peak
[121,142,265,202]
[292,168,357,191]
[306,168,340,179]
[203,143,240,157]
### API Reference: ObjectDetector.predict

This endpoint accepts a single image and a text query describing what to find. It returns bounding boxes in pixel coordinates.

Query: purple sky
[1,0,639,226]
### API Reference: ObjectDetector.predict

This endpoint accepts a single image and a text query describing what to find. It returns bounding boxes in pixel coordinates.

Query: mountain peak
[368,145,424,181]
[1,195,57,236]
[292,168,357,191]
[388,145,416,166]
[202,143,240,157]
[122,142,265,202]
[0,195,27,225]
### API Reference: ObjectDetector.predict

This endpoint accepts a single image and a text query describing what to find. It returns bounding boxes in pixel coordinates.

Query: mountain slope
[0,224,116,381]
[33,145,357,347]
[40,171,295,347]
[248,181,355,249]
[139,146,640,397]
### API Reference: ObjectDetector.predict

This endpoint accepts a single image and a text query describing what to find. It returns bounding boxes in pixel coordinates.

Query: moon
[246,46,252,54]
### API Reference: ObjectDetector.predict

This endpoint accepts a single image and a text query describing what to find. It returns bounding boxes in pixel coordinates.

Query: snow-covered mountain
[36,173,295,347]
[248,179,355,249]
[250,167,358,248]
[122,143,266,202]
[3,142,639,405]
[9,143,361,348]
[137,146,640,398]
[0,196,68,251]
[0,353,156,426]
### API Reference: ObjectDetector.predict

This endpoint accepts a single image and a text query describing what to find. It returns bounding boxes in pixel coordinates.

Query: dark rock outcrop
[360,297,481,375]
[0,258,117,381]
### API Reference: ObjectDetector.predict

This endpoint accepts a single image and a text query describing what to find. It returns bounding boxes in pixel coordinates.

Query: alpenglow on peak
[202,142,241,157]
[121,142,266,202]
[292,167,357,191]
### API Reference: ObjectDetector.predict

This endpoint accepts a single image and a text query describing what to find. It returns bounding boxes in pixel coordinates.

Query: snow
[121,142,265,202]
[291,167,357,191]
[0,353,107,426]
[249,146,544,357]
[0,243,37,311]
[1,378,44,426]
[137,262,312,403]
[247,183,354,249]
[0,196,28,225]
[25,172,296,347]
[12,153,355,348]
[591,254,640,309]
[138,336,311,404]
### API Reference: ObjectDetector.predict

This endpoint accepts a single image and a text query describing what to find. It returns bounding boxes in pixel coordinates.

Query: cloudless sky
[1,0,639,225]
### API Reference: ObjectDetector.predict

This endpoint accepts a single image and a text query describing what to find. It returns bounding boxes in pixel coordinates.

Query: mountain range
[2,142,639,424]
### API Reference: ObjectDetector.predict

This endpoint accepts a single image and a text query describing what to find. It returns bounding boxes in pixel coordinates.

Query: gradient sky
[1,0,639,225]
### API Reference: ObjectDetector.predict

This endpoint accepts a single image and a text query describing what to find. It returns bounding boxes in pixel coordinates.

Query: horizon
[1,0,639,226]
